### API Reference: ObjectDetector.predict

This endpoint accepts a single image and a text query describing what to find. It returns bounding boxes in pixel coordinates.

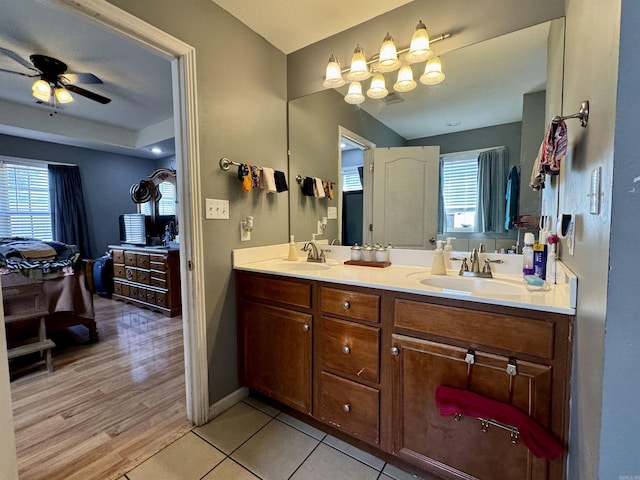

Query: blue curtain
[48,165,91,258]
[477,147,509,233]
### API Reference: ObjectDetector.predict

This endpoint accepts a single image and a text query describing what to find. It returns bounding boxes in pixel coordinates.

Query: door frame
[21,0,209,423]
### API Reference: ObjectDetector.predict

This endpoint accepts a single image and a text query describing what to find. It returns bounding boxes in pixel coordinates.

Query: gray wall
[0,133,158,258]
[519,90,546,216]
[289,88,405,242]
[109,0,289,405]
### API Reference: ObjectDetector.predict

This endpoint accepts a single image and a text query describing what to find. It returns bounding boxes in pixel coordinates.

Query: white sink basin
[277,261,331,272]
[415,275,528,296]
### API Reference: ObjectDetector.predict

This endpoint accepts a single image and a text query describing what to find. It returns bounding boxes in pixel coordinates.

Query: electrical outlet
[205,198,229,219]
[240,222,251,241]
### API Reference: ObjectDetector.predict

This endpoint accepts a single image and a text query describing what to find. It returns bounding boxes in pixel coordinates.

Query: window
[341,165,363,192]
[140,181,177,216]
[0,160,52,240]
[440,156,478,232]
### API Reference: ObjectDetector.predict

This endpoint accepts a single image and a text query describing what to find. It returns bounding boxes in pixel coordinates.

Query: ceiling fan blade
[0,47,39,72]
[0,67,38,77]
[61,73,103,84]
[63,84,112,104]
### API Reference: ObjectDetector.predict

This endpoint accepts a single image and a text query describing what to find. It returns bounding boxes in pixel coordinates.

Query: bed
[0,238,97,343]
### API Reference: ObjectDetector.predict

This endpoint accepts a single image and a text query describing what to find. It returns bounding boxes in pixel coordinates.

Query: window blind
[341,165,362,192]
[441,158,478,211]
[0,162,52,240]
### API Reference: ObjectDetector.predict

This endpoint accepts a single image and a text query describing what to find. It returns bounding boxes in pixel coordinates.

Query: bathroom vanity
[234,245,575,480]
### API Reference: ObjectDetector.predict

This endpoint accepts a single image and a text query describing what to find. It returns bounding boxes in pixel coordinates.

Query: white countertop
[233,243,577,315]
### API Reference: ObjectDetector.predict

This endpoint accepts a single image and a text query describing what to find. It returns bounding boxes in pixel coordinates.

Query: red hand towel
[435,385,564,462]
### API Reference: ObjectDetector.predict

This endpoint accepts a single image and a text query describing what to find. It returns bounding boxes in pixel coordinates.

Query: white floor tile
[322,434,386,471]
[291,443,379,480]
[276,412,327,440]
[202,458,260,479]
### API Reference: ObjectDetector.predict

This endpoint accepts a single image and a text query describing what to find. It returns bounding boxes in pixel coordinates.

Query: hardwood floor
[9,296,192,480]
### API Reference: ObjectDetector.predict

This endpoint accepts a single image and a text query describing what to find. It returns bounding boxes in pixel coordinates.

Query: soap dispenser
[431,240,446,275]
[287,235,299,261]
[443,237,455,270]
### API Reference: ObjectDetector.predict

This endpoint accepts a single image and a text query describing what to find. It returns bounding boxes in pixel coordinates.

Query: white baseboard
[208,387,249,420]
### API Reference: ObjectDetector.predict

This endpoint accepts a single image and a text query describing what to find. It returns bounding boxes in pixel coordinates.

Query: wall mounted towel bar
[453,413,520,444]
[552,100,589,127]
[295,174,335,184]
[219,157,265,171]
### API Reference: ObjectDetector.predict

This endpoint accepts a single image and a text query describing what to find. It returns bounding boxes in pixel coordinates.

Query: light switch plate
[205,198,229,219]
[589,167,601,215]
[327,206,337,219]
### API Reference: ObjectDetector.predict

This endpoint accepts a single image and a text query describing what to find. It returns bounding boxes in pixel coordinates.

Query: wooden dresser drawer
[237,272,311,309]
[155,291,167,307]
[113,282,122,295]
[136,269,150,285]
[112,249,124,264]
[320,317,380,383]
[136,254,150,269]
[124,251,137,266]
[321,286,380,323]
[319,371,379,445]
[150,255,167,271]
[394,299,555,359]
[125,267,136,282]
[146,290,156,304]
[150,274,167,289]
[137,287,147,302]
[113,265,125,279]
[129,285,138,298]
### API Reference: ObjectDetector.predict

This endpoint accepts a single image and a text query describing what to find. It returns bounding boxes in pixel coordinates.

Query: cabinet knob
[343,403,350,412]
[342,346,351,354]
[342,300,351,310]
[390,347,399,356]
[303,324,310,332]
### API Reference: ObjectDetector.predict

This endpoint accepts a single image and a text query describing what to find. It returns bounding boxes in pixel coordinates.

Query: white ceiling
[0,1,549,158]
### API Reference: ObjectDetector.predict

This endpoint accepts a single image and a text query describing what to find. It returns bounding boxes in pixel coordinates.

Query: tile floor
[122,396,441,480]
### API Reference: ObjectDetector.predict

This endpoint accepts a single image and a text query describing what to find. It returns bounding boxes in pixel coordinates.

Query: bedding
[1,238,97,342]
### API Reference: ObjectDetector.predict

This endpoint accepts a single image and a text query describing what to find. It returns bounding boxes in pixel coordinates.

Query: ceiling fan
[0,47,111,104]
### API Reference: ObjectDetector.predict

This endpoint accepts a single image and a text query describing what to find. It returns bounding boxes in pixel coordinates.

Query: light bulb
[376,33,401,73]
[322,54,345,88]
[32,79,51,102]
[393,65,416,92]
[346,46,370,81]
[405,20,433,63]
[344,81,365,104]
[54,87,73,104]
[420,56,446,85]
[367,74,388,99]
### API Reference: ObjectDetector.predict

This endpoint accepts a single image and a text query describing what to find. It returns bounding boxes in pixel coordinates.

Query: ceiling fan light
[54,87,73,104]
[376,33,401,73]
[32,79,51,102]
[420,56,446,85]
[344,81,365,104]
[393,65,416,93]
[367,74,388,99]
[346,46,370,81]
[405,20,433,63]
[323,54,345,88]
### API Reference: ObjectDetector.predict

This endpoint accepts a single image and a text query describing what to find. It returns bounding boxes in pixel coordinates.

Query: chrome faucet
[302,241,329,263]
[469,248,481,273]
[459,248,495,278]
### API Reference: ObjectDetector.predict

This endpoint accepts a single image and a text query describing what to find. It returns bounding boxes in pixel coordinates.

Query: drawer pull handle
[343,403,350,412]
[342,346,350,354]
[342,301,351,310]
[302,324,310,332]
[390,347,399,356]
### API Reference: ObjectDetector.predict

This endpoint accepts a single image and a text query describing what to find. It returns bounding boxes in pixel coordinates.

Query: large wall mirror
[288,18,564,251]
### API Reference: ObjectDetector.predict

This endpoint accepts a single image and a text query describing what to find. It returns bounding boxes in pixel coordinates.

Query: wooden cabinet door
[392,334,554,480]
[239,300,312,415]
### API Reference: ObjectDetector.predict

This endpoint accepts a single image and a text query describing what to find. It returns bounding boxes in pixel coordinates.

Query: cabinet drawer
[137,287,147,302]
[129,285,138,298]
[114,282,122,295]
[155,291,167,307]
[113,265,125,279]
[124,251,137,266]
[394,299,555,359]
[136,254,150,269]
[146,290,156,304]
[125,267,136,282]
[150,274,167,289]
[136,269,150,285]
[121,283,130,297]
[319,371,379,445]
[150,255,167,272]
[112,249,124,264]
[321,286,380,323]
[320,317,380,383]
[237,272,311,309]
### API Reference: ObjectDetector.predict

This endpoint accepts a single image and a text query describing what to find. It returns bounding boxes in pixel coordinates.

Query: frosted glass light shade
[347,46,370,81]
[344,81,365,104]
[323,54,345,88]
[376,33,401,73]
[54,87,73,104]
[420,56,446,85]
[367,74,388,99]
[405,20,433,63]
[32,79,51,102]
[393,65,416,92]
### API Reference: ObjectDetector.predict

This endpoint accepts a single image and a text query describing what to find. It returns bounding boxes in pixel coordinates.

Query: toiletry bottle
[287,235,298,261]
[443,237,455,270]
[533,235,548,280]
[522,233,535,276]
[431,240,446,275]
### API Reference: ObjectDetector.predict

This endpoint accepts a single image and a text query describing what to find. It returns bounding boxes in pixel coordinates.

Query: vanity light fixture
[323,20,450,104]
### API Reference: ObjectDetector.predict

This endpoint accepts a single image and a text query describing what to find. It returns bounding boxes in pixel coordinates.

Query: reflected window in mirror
[139,181,177,216]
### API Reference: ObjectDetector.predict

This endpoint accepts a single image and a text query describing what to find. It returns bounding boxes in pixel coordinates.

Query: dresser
[109,245,181,317]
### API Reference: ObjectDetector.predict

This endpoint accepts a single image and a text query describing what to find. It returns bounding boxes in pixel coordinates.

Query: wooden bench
[2,275,55,373]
